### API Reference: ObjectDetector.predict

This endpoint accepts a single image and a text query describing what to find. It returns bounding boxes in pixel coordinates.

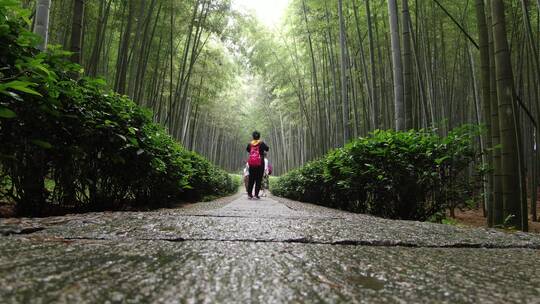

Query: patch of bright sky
[232,0,290,29]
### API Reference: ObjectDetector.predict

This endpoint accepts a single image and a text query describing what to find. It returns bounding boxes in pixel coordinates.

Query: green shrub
[0,2,237,215]
[272,128,480,221]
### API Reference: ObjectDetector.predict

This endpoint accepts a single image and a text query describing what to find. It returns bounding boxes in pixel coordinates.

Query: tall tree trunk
[338,0,350,142]
[168,0,174,131]
[402,0,413,129]
[491,0,527,231]
[365,0,379,129]
[352,0,373,132]
[521,0,540,223]
[33,0,51,51]
[87,0,112,77]
[70,0,84,64]
[114,0,134,95]
[388,0,405,130]
[135,1,160,103]
[487,0,504,227]
[302,0,322,149]
[475,0,493,226]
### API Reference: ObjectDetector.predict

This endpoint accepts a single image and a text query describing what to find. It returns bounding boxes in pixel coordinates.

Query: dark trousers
[248,165,264,197]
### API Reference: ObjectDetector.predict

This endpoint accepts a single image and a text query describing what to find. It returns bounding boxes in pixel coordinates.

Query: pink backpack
[248,143,262,167]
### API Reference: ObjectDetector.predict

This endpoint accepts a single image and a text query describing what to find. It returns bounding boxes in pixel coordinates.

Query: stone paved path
[1,194,540,303]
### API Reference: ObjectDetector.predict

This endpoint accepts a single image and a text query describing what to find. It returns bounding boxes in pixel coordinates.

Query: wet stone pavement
[1,194,540,303]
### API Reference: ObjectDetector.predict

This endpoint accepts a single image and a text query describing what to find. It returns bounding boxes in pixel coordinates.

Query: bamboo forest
[1,0,540,302]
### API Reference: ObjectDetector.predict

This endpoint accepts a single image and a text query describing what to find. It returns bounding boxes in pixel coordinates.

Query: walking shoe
[255,196,260,200]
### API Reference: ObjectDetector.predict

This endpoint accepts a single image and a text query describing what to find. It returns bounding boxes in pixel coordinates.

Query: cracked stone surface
[1,194,540,303]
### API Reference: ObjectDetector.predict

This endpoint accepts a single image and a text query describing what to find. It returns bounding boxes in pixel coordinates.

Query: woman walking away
[246,131,269,199]
[243,161,249,194]
[260,158,272,197]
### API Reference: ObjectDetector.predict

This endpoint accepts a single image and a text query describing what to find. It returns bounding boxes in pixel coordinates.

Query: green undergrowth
[271,128,481,221]
[0,2,238,216]
[229,174,243,187]
[441,217,461,226]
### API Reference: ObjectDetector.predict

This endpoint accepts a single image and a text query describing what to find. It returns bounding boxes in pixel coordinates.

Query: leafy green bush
[0,2,238,215]
[272,128,480,221]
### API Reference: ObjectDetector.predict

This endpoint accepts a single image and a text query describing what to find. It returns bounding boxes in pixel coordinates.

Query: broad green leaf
[34,64,52,77]
[1,80,42,96]
[435,156,450,165]
[0,106,16,118]
[30,139,53,149]
[0,24,9,36]
[129,137,139,147]
[10,85,42,96]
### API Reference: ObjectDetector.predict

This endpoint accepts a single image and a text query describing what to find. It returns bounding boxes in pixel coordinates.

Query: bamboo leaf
[30,139,53,149]
[0,106,16,118]
[1,80,42,96]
